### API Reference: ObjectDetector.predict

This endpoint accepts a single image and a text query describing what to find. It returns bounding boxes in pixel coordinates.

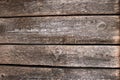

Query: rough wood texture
[0,0,119,17]
[0,16,119,44]
[0,66,119,80]
[0,45,119,67]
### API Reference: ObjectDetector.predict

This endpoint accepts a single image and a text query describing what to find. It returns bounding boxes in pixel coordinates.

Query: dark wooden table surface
[0,0,120,80]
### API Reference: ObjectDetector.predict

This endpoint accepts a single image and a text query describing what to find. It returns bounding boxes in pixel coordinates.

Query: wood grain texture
[0,66,119,80]
[0,45,119,67]
[0,0,119,17]
[0,16,119,44]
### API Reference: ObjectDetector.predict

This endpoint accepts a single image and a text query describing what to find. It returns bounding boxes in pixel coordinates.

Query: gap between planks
[0,43,120,45]
[0,14,120,18]
[0,64,120,69]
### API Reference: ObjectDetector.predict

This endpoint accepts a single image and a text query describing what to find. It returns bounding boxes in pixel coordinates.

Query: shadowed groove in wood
[0,14,120,18]
[0,43,120,45]
[0,64,120,69]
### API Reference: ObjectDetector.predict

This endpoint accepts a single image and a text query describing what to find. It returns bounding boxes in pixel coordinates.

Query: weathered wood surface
[0,16,119,44]
[0,0,119,17]
[0,45,119,67]
[0,66,119,80]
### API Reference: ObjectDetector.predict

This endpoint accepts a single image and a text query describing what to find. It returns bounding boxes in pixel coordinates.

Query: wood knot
[51,47,64,62]
[0,73,5,78]
[97,22,107,30]
[81,3,88,13]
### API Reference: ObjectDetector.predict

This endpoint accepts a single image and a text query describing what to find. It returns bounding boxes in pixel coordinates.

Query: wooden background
[0,0,120,80]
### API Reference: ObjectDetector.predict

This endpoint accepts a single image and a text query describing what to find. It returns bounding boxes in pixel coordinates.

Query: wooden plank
[0,0,119,17]
[0,66,119,80]
[0,45,119,67]
[0,16,119,44]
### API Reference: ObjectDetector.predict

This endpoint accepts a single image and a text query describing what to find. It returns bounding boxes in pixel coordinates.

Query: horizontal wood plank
[0,45,119,67]
[0,66,119,80]
[0,16,119,44]
[0,0,119,17]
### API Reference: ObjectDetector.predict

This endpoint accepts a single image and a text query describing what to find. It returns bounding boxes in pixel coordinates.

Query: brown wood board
[0,66,119,80]
[0,0,120,17]
[0,16,119,44]
[0,45,119,67]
